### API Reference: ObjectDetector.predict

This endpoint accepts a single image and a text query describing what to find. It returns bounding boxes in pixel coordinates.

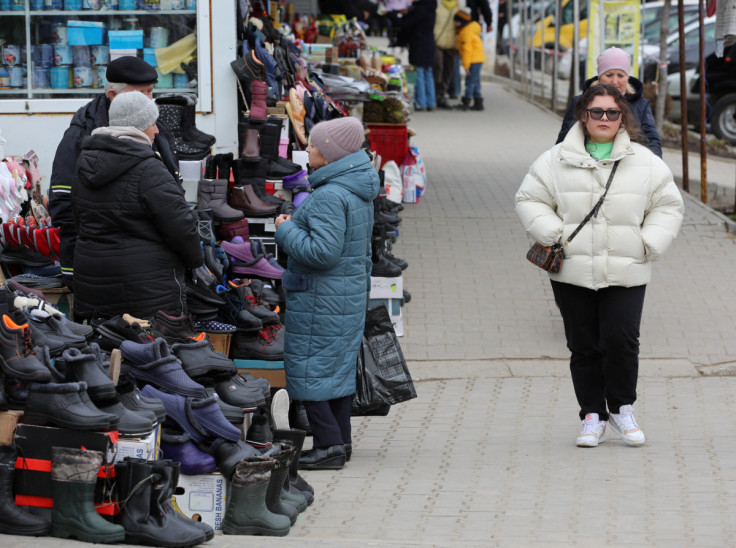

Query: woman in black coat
[556,47,662,157]
[389,0,438,111]
[73,91,203,320]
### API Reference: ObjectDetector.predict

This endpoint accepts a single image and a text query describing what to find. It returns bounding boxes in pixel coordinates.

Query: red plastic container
[367,124,408,166]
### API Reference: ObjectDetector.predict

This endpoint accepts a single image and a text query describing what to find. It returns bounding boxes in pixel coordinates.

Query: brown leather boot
[228,184,280,218]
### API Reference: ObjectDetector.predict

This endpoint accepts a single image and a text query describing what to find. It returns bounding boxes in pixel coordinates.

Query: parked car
[639,0,700,46]
[667,46,736,144]
[640,16,716,83]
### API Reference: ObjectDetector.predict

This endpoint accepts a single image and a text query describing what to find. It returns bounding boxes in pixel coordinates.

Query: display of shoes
[170,338,237,379]
[120,338,206,398]
[159,427,217,475]
[149,311,203,345]
[213,372,265,409]
[230,325,285,361]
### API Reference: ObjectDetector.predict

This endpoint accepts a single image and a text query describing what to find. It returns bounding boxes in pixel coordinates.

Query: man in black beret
[48,56,180,290]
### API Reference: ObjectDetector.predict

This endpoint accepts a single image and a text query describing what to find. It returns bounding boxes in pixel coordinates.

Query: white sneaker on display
[576,413,606,447]
[608,405,646,446]
[270,388,291,431]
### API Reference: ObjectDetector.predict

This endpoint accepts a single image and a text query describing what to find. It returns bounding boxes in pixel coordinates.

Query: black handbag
[526,160,620,273]
[352,306,416,415]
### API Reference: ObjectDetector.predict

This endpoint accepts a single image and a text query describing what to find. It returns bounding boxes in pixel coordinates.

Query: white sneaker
[270,388,290,431]
[608,405,646,446]
[576,413,606,447]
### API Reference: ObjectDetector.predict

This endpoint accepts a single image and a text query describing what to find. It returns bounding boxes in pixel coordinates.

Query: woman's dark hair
[574,83,645,144]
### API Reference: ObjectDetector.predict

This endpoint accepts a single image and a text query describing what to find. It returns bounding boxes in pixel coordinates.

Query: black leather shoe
[344,443,352,462]
[298,444,346,470]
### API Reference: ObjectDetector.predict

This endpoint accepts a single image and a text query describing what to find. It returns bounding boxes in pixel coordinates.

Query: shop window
[0,0,201,104]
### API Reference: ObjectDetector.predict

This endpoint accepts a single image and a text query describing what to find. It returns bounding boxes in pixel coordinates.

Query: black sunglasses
[586,108,622,121]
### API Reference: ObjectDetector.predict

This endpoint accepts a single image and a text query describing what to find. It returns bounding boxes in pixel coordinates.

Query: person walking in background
[274,117,379,471]
[454,9,486,111]
[387,0,438,111]
[556,47,662,157]
[48,56,179,290]
[434,0,459,110]
[516,84,683,449]
[73,91,203,321]
[496,0,507,54]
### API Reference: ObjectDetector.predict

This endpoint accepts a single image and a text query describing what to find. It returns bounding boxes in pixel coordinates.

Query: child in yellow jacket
[454,9,486,111]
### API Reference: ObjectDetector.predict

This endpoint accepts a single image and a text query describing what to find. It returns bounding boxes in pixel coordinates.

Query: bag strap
[562,160,620,248]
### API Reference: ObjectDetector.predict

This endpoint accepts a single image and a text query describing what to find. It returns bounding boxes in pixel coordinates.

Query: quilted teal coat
[275,150,380,402]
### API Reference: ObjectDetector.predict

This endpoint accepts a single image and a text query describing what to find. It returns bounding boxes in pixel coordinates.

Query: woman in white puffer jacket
[516,84,684,449]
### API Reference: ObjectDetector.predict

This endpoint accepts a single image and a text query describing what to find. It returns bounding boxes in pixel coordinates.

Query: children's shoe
[607,405,646,446]
[576,413,606,447]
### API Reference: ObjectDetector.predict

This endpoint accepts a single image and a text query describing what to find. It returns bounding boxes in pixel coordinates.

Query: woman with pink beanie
[274,117,379,471]
[556,47,662,157]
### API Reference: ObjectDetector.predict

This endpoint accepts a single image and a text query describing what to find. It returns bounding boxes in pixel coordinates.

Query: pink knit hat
[308,117,365,163]
[597,47,631,76]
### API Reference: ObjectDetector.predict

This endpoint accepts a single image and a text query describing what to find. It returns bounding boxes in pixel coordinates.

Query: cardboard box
[109,48,138,61]
[14,424,118,515]
[235,359,285,388]
[109,30,144,49]
[0,410,23,445]
[368,298,404,337]
[208,333,232,356]
[179,159,204,181]
[181,179,198,203]
[370,275,403,299]
[114,426,160,463]
[143,47,157,67]
[68,21,106,46]
[171,473,227,531]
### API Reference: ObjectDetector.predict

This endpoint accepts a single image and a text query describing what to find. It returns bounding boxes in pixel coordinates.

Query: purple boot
[160,427,217,475]
[140,384,208,443]
[188,395,242,442]
[221,238,284,280]
[280,170,310,190]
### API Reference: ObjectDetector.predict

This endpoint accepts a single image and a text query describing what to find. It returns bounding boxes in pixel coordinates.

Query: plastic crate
[367,124,408,166]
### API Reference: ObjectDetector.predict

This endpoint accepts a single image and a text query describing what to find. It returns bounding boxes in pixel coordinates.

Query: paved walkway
[8,81,736,548]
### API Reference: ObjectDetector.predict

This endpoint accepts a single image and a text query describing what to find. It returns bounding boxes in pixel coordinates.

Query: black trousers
[303,395,353,449]
[551,281,646,421]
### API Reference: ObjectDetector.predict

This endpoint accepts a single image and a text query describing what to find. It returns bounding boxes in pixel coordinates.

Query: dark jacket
[556,76,662,157]
[468,0,493,26]
[72,128,201,320]
[390,0,437,68]
[48,94,180,287]
[275,150,380,402]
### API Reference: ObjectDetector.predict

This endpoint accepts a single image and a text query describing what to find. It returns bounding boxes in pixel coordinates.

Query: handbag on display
[352,305,416,415]
[526,160,620,273]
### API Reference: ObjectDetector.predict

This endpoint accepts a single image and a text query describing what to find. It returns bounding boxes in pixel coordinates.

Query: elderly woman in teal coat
[275,117,379,471]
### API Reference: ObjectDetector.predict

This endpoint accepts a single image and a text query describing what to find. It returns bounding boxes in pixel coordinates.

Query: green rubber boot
[50,447,125,544]
[221,456,291,536]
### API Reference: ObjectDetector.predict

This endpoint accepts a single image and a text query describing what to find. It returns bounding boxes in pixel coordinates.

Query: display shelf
[0,3,211,112]
[26,10,195,14]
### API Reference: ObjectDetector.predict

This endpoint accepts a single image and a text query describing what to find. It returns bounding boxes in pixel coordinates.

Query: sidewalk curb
[679,190,736,234]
